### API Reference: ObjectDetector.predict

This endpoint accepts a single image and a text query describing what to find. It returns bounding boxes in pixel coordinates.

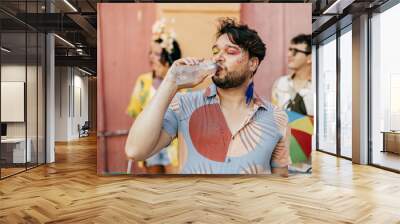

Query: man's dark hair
[291,34,312,53]
[216,18,266,73]
[154,38,181,66]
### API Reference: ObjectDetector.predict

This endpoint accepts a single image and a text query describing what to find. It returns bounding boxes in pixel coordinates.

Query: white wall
[1,66,25,138]
[1,64,46,164]
[55,67,69,141]
[1,65,40,137]
[72,73,89,138]
[55,67,89,141]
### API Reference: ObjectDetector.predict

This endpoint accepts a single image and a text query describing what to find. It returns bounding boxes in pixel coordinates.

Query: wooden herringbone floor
[1,135,400,224]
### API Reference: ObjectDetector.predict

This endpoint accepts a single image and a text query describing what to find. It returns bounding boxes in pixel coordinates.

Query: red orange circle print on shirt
[188,104,232,162]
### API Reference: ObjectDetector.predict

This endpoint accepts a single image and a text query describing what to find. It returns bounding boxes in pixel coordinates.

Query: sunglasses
[288,47,311,56]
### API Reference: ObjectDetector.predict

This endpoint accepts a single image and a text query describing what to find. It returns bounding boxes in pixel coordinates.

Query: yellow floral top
[126,72,179,167]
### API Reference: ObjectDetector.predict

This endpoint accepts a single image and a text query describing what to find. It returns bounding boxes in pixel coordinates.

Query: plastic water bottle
[174,61,217,85]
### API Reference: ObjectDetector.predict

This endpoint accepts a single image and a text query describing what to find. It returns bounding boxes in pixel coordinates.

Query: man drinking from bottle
[125,18,290,176]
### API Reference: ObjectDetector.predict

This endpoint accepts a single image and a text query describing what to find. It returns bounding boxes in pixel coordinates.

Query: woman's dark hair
[154,39,181,66]
[216,18,266,72]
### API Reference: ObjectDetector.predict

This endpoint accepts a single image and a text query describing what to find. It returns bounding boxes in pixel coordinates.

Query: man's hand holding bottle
[164,57,218,90]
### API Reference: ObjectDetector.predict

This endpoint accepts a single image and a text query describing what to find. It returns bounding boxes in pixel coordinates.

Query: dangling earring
[245,82,254,105]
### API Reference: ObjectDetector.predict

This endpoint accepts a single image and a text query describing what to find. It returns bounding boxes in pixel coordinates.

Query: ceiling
[1,0,97,74]
[311,0,391,43]
[0,0,393,75]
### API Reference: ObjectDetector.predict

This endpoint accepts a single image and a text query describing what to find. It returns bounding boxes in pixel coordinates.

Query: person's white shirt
[271,74,313,116]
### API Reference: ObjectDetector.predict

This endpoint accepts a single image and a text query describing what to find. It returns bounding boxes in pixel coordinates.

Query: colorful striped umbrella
[286,111,314,163]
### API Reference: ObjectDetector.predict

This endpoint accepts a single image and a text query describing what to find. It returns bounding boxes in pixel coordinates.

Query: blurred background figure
[272,34,313,173]
[272,34,312,115]
[126,19,181,174]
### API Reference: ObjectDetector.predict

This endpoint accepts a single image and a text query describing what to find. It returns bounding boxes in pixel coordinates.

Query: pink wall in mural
[97,3,156,174]
[241,4,312,100]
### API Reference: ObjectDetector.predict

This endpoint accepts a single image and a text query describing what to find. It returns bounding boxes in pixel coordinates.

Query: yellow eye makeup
[212,47,220,55]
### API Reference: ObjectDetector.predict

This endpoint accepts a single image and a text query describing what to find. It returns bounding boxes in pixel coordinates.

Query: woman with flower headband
[126,19,181,174]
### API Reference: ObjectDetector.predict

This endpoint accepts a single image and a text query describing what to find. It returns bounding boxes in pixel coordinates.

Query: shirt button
[227,158,231,163]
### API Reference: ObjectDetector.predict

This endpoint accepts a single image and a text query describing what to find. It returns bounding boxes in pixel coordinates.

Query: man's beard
[212,70,250,89]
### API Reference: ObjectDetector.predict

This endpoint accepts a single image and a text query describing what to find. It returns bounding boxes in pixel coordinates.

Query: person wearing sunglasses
[272,34,313,116]
[272,34,313,174]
